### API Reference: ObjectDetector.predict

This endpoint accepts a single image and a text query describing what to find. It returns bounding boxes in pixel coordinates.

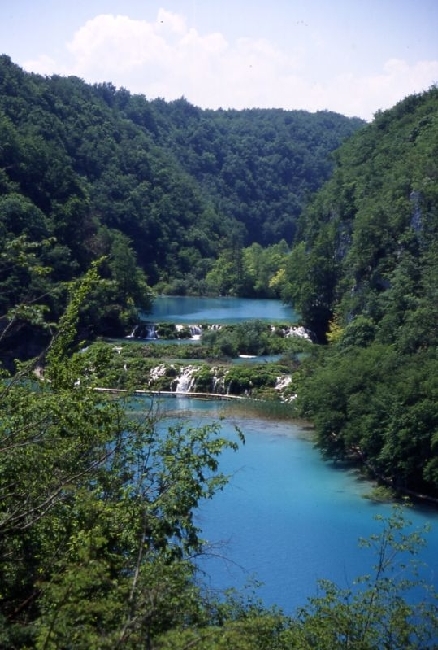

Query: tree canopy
[0,55,363,347]
[0,270,437,647]
[1,62,438,645]
[279,86,438,497]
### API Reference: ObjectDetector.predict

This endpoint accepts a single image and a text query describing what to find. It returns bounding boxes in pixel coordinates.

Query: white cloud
[23,53,59,76]
[22,11,438,121]
[67,14,170,74]
[325,59,438,120]
[156,8,187,35]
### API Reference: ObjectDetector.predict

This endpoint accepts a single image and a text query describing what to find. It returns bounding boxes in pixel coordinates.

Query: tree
[205,244,246,296]
[242,240,289,297]
[285,507,438,649]
[156,507,438,649]
[280,237,338,341]
[0,266,242,648]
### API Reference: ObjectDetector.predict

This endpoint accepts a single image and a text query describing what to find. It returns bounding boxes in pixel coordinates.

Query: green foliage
[2,54,438,647]
[156,102,364,247]
[279,87,438,497]
[280,239,337,341]
[73,336,302,400]
[157,507,438,649]
[298,342,438,496]
[242,240,289,297]
[287,506,438,649]
[202,321,287,358]
[339,315,376,349]
[0,54,363,346]
[0,269,242,648]
[223,364,281,397]
[1,244,437,650]
[280,86,438,340]
[205,246,246,297]
[205,240,290,298]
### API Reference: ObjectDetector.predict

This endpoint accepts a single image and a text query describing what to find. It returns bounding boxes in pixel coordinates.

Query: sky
[1,0,438,121]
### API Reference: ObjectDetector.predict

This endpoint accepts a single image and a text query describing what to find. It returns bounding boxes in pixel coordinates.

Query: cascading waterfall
[126,324,139,338]
[144,323,157,339]
[283,325,312,340]
[173,366,197,393]
[129,322,204,340]
[212,374,225,394]
[125,323,157,339]
[170,366,228,395]
[147,362,295,400]
[189,325,202,340]
[128,322,311,342]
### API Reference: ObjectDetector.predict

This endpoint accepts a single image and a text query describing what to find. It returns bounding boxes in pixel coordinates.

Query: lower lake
[153,396,438,616]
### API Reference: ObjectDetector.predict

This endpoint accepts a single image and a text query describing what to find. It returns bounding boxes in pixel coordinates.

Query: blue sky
[1,0,438,120]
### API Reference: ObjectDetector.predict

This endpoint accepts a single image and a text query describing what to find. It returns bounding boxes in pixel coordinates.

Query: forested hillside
[1,52,438,647]
[280,86,438,498]
[148,99,364,246]
[0,54,362,344]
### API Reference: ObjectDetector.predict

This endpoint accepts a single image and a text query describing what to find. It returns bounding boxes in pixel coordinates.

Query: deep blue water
[143,295,298,324]
[153,396,438,616]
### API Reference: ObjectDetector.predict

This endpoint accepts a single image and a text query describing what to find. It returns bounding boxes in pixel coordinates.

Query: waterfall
[212,374,225,394]
[410,190,422,234]
[126,324,139,339]
[275,375,292,391]
[127,322,205,341]
[284,325,312,340]
[189,324,202,340]
[173,366,197,393]
[144,323,157,339]
[126,323,157,339]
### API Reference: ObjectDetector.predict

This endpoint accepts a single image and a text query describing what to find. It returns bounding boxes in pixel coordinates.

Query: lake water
[143,296,298,324]
[132,296,438,617]
[153,396,438,616]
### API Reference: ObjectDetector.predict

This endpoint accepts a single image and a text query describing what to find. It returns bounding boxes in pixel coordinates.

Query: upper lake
[143,296,298,324]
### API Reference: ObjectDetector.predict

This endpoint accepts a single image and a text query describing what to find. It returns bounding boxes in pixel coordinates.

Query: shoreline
[94,387,438,507]
[95,387,246,400]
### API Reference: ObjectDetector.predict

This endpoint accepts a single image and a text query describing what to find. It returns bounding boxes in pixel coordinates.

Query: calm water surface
[152,396,438,615]
[144,296,298,324]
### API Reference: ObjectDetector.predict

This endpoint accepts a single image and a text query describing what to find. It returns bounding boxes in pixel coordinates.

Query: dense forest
[0,54,362,343]
[1,52,438,647]
[281,86,438,500]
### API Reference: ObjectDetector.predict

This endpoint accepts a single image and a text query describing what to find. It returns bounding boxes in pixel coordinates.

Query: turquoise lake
[152,396,438,616]
[131,295,438,616]
[143,295,298,324]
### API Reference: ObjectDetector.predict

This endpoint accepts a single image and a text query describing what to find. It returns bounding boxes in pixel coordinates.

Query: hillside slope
[0,55,363,340]
[281,87,438,497]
